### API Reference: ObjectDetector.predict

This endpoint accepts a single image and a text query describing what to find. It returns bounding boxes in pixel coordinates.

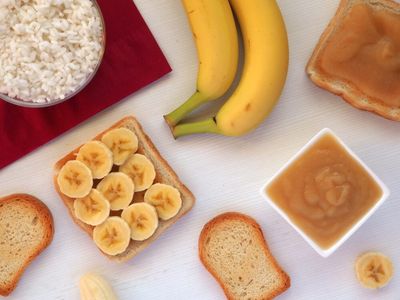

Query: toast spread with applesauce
[53,116,195,262]
[307,0,400,121]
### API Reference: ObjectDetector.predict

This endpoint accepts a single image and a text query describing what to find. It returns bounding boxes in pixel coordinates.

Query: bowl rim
[0,0,106,108]
[259,128,390,257]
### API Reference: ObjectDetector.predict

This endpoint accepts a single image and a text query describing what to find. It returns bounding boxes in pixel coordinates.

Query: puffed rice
[0,0,103,103]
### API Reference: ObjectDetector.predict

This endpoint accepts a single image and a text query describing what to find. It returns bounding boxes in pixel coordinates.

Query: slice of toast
[199,212,290,300]
[53,116,195,263]
[306,0,400,121]
[0,194,54,296]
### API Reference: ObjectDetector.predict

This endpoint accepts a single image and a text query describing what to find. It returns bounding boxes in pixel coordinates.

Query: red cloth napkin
[0,0,171,170]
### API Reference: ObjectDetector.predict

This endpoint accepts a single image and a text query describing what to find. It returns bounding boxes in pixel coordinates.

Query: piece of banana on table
[76,141,113,179]
[144,183,182,220]
[101,127,138,166]
[79,273,118,300]
[58,160,93,198]
[74,189,110,226]
[97,172,134,211]
[355,252,394,289]
[93,217,131,256]
[119,154,156,192]
[121,202,158,241]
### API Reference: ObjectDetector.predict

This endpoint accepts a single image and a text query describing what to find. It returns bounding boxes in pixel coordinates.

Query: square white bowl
[260,128,390,257]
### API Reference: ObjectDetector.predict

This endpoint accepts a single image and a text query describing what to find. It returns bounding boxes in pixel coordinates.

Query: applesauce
[318,2,400,106]
[267,132,382,249]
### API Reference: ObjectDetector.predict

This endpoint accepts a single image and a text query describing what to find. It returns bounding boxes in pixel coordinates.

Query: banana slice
[101,128,138,166]
[355,252,394,289]
[76,141,113,179]
[57,160,93,198]
[74,189,110,226]
[119,154,156,192]
[144,183,182,220]
[97,172,134,211]
[79,273,118,300]
[93,217,131,256]
[121,202,158,241]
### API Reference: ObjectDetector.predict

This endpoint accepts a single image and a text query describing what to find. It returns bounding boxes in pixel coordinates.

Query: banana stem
[172,117,221,138]
[164,91,209,127]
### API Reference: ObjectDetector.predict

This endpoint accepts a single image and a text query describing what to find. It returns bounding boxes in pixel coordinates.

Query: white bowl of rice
[0,0,105,107]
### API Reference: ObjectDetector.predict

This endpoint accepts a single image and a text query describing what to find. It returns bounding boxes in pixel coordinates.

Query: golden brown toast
[53,116,195,262]
[306,0,400,121]
[199,212,290,300]
[0,194,54,296]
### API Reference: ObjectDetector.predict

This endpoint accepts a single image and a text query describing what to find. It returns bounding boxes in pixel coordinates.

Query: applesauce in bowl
[261,129,389,257]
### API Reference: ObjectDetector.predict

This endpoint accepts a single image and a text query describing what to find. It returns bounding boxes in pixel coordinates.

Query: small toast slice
[53,116,195,262]
[0,194,54,296]
[199,212,290,300]
[306,0,400,121]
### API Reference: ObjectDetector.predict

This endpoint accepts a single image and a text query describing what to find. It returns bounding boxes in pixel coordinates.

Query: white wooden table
[1,1,399,299]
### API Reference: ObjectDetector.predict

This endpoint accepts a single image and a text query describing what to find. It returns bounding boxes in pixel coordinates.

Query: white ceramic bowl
[260,128,390,257]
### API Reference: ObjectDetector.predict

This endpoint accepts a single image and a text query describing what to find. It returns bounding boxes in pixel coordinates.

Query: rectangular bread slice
[199,212,290,300]
[53,116,195,263]
[0,194,54,296]
[306,0,400,121]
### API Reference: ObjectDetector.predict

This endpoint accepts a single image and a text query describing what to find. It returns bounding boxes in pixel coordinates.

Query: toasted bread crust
[53,116,195,262]
[0,194,54,296]
[306,0,400,121]
[199,212,290,300]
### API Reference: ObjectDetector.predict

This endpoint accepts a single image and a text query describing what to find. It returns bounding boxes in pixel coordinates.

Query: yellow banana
[172,0,289,137]
[164,0,239,127]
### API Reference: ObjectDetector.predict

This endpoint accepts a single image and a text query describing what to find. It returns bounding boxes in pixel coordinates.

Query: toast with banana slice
[53,116,195,262]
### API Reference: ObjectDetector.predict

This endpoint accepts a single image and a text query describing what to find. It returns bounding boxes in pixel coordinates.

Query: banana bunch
[57,127,184,255]
[164,0,288,138]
